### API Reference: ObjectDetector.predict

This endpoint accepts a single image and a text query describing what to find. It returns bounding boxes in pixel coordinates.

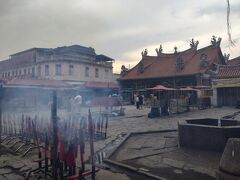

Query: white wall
[38,61,113,82]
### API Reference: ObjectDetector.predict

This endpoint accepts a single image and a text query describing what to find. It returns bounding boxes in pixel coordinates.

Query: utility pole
[0,84,2,144]
[0,85,3,144]
[88,109,95,180]
[51,90,58,180]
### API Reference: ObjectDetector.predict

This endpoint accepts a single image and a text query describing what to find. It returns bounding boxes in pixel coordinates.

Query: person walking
[71,94,82,120]
[185,94,190,112]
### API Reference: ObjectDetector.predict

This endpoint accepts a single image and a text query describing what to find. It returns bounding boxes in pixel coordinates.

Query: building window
[95,68,99,78]
[104,69,109,79]
[8,72,10,77]
[85,67,89,77]
[24,69,26,75]
[45,65,49,76]
[69,65,74,75]
[12,71,14,76]
[19,69,21,75]
[28,68,31,74]
[37,66,41,76]
[55,64,61,76]
[32,67,35,76]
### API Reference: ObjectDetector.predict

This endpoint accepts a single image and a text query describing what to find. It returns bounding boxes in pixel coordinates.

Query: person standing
[133,93,137,105]
[142,94,145,106]
[148,95,160,118]
[71,95,82,120]
[136,95,140,109]
[185,94,190,112]
[139,94,143,109]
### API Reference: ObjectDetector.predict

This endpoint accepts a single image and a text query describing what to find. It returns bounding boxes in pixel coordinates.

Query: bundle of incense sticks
[0,107,107,179]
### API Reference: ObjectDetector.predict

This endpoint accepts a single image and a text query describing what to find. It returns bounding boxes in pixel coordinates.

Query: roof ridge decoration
[120,65,128,76]
[153,39,200,58]
[189,38,199,50]
[154,47,195,57]
[141,49,148,58]
[224,53,230,63]
[174,46,178,54]
[210,35,222,47]
[219,64,240,70]
[155,45,163,56]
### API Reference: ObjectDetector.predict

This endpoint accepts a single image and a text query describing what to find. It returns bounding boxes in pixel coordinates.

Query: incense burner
[178,118,240,152]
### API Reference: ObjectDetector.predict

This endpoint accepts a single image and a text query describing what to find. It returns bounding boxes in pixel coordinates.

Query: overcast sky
[0,0,239,73]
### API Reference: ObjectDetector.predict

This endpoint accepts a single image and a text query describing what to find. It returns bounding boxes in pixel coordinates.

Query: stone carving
[200,53,209,68]
[211,35,222,46]
[189,38,199,50]
[176,56,184,70]
[138,61,144,73]
[141,49,148,57]
[224,53,230,62]
[155,45,163,56]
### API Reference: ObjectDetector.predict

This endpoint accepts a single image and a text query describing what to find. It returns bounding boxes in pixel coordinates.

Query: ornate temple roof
[120,44,226,81]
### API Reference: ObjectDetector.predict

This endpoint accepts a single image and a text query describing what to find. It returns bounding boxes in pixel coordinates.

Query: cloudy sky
[0,0,239,73]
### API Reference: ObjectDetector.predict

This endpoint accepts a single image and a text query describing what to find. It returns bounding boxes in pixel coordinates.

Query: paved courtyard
[0,105,239,179]
[94,105,238,153]
[95,105,239,179]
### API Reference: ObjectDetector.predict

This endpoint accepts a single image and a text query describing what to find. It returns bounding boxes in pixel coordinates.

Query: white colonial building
[0,45,115,87]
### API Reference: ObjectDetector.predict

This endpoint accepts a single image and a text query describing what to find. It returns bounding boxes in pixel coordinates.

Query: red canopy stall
[147,85,176,91]
[146,85,200,114]
[146,85,176,116]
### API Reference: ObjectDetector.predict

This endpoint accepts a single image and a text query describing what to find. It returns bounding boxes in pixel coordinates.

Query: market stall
[147,85,200,116]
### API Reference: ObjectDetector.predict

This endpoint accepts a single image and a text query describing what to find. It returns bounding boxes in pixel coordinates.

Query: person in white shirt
[70,95,82,120]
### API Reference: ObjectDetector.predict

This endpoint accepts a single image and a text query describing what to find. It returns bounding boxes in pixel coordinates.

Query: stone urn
[216,138,240,180]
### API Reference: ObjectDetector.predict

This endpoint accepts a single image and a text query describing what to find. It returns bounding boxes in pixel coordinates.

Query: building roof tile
[5,78,73,89]
[120,45,225,81]
[228,56,240,66]
[215,65,240,79]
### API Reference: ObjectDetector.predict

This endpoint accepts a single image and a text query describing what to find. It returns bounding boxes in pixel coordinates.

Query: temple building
[212,56,240,106]
[119,37,230,103]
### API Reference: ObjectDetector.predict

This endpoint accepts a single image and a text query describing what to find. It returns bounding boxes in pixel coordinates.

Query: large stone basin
[178,118,240,152]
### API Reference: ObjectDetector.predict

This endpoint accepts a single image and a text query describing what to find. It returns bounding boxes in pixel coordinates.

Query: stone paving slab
[107,129,222,180]
[110,131,178,161]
